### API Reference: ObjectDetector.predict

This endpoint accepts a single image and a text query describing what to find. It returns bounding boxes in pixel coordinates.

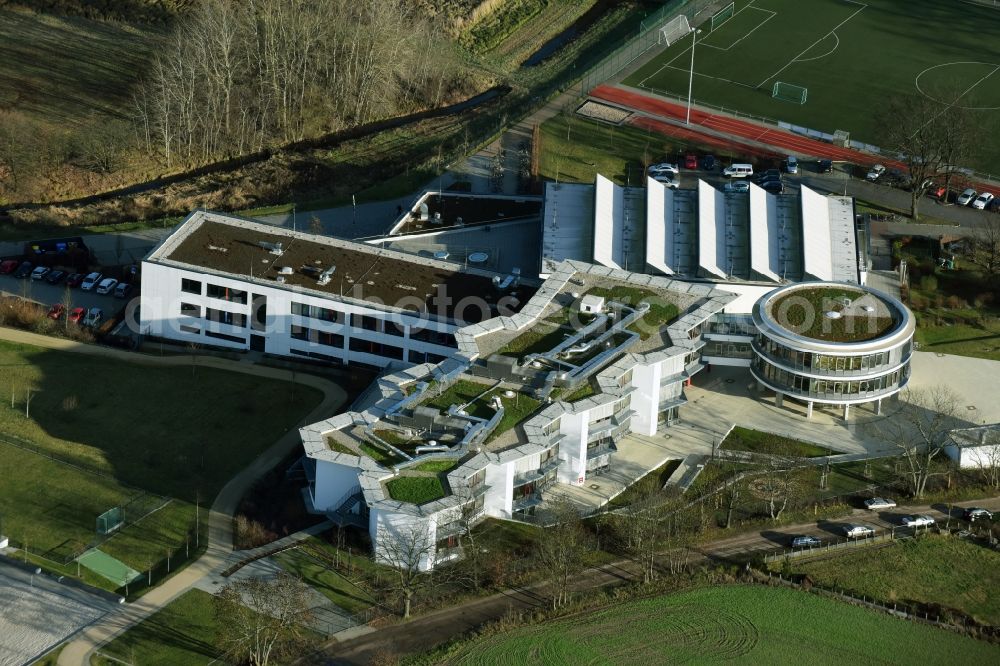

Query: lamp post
[685,29,702,126]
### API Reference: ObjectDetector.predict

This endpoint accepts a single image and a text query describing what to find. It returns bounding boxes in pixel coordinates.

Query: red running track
[592,84,906,170]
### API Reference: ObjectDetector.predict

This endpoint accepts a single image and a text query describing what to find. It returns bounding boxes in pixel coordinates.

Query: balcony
[436,521,465,541]
[512,492,544,511]
[586,440,617,460]
[512,458,561,487]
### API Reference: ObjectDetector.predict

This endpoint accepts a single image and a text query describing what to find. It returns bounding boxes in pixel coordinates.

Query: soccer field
[624,0,1000,170]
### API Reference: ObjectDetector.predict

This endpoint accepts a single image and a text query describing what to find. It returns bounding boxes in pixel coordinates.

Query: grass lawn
[424,380,495,418]
[0,340,323,575]
[623,0,1000,170]
[769,286,894,343]
[274,546,378,616]
[93,590,222,666]
[721,427,832,458]
[563,382,596,403]
[427,584,1000,664]
[385,476,447,505]
[586,286,679,340]
[608,458,682,507]
[489,392,542,442]
[359,441,405,466]
[790,534,1000,625]
[408,460,460,474]
[497,322,574,358]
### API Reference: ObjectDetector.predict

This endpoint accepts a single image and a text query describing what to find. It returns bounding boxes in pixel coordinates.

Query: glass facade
[753,333,911,377]
[751,355,909,401]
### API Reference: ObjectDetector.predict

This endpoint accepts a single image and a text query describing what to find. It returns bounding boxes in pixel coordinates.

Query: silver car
[957,188,977,206]
[844,524,875,538]
[901,515,935,528]
[864,497,896,510]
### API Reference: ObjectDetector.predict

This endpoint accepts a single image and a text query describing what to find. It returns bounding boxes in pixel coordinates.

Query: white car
[785,156,798,174]
[901,515,935,528]
[652,173,680,189]
[30,266,51,280]
[95,277,119,295]
[82,307,103,327]
[844,524,875,538]
[866,164,886,182]
[972,192,994,210]
[724,181,750,193]
[957,188,977,206]
[864,497,896,510]
[80,272,103,291]
[648,162,679,175]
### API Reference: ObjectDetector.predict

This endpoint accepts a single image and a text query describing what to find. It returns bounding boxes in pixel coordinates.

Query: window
[408,349,427,364]
[181,278,202,295]
[410,326,457,347]
[180,302,200,317]
[317,331,344,348]
[205,331,245,344]
[179,324,200,334]
[206,284,247,304]
[351,314,380,331]
[206,308,247,327]
[291,325,310,341]
[384,322,406,337]
[293,302,340,323]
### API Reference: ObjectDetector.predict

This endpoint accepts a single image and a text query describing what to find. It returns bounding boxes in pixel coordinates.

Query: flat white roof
[801,185,857,283]
[645,177,673,275]
[748,183,781,282]
[697,180,727,279]
[592,175,645,271]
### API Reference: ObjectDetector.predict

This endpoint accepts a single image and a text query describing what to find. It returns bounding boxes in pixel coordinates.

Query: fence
[762,523,934,563]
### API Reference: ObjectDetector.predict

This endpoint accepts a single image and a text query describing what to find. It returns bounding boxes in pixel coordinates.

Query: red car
[684,153,698,169]
[927,183,946,200]
[47,304,65,320]
[0,259,19,275]
[68,307,86,324]
[65,273,84,288]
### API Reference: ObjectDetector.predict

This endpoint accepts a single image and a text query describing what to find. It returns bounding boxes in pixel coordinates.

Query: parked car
[68,307,86,324]
[864,497,896,510]
[114,282,132,299]
[44,269,67,285]
[65,273,84,288]
[963,507,993,522]
[47,303,65,320]
[972,192,995,210]
[901,515,935,528]
[652,172,680,188]
[762,181,784,195]
[723,181,750,193]
[957,188,977,206]
[926,182,946,200]
[95,277,118,295]
[30,266,50,281]
[817,159,833,173]
[701,154,717,171]
[844,524,875,538]
[80,272,102,291]
[648,162,679,175]
[13,261,33,279]
[82,307,103,327]
[866,164,886,182]
[792,535,822,548]
[785,156,798,174]
[0,259,19,275]
[756,168,782,182]
[684,153,698,169]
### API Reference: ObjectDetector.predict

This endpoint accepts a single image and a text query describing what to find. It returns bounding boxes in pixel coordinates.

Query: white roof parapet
[697,180,727,279]
[748,183,781,282]
[593,174,623,269]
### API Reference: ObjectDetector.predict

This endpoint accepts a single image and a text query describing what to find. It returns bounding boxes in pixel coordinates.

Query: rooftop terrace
[152,212,536,322]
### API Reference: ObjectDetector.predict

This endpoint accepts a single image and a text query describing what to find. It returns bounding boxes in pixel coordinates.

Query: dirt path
[0,327,348,666]
[325,496,1000,664]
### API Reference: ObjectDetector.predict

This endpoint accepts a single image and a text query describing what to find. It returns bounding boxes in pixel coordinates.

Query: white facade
[946,426,1000,470]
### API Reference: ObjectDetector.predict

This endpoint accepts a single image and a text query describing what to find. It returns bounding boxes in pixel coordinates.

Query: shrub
[233,514,272,549]
[945,295,968,310]
[919,275,938,292]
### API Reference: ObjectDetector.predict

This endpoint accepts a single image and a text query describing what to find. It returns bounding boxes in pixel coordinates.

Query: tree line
[133,0,463,168]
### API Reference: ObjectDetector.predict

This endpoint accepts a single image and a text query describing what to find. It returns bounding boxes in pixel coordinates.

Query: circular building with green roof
[750,282,915,418]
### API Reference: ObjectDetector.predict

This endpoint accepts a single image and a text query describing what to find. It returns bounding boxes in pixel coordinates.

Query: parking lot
[0,271,134,327]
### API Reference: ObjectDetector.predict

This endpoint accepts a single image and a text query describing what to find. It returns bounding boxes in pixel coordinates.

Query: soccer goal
[657,14,691,46]
[772,81,808,104]
[96,506,124,535]
[711,2,735,31]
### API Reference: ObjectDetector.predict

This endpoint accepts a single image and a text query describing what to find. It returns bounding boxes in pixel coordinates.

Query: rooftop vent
[207,244,228,253]
[317,265,336,286]
[259,241,284,256]
[277,266,294,275]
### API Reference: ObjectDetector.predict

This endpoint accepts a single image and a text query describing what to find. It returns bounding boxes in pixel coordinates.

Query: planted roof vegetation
[586,286,679,340]
[385,475,447,504]
[768,286,896,343]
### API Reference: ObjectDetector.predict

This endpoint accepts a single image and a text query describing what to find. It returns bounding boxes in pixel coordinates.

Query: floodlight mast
[686,28,701,126]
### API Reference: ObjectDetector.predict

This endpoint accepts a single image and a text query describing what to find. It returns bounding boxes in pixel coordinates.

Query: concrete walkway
[0,326,349,666]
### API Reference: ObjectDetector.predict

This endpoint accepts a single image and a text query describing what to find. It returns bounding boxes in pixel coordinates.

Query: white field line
[700,7,777,52]
[915,64,1000,135]
[793,31,840,62]
[638,0,762,87]
[664,64,758,89]
[755,1,868,89]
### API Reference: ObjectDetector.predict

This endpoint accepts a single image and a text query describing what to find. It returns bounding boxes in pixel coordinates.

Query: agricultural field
[789,533,1000,626]
[430,585,1000,664]
[0,340,323,583]
[624,0,1000,170]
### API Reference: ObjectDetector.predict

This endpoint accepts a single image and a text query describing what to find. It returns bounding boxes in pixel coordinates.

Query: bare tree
[868,386,962,498]
[966,213,1000,276]
[214,573,315,666]
[374,522,435,618]
[613,489,677,583]
[533,498,590,609]
[877,93,978,220]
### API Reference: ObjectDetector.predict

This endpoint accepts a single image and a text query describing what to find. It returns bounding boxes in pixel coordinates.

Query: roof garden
[420,379,542,445]
[160,216,536,323]
[585,286,680,341]
[767,285,897,343]
[384,474,447,505]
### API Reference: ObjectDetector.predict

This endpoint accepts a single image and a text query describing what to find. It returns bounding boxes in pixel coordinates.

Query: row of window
[703,341,753,359]
[755,334,909,375]
[181,278,248,304]
[753,356,908,398]
[291,325,343,348]
[707,315,755,337]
